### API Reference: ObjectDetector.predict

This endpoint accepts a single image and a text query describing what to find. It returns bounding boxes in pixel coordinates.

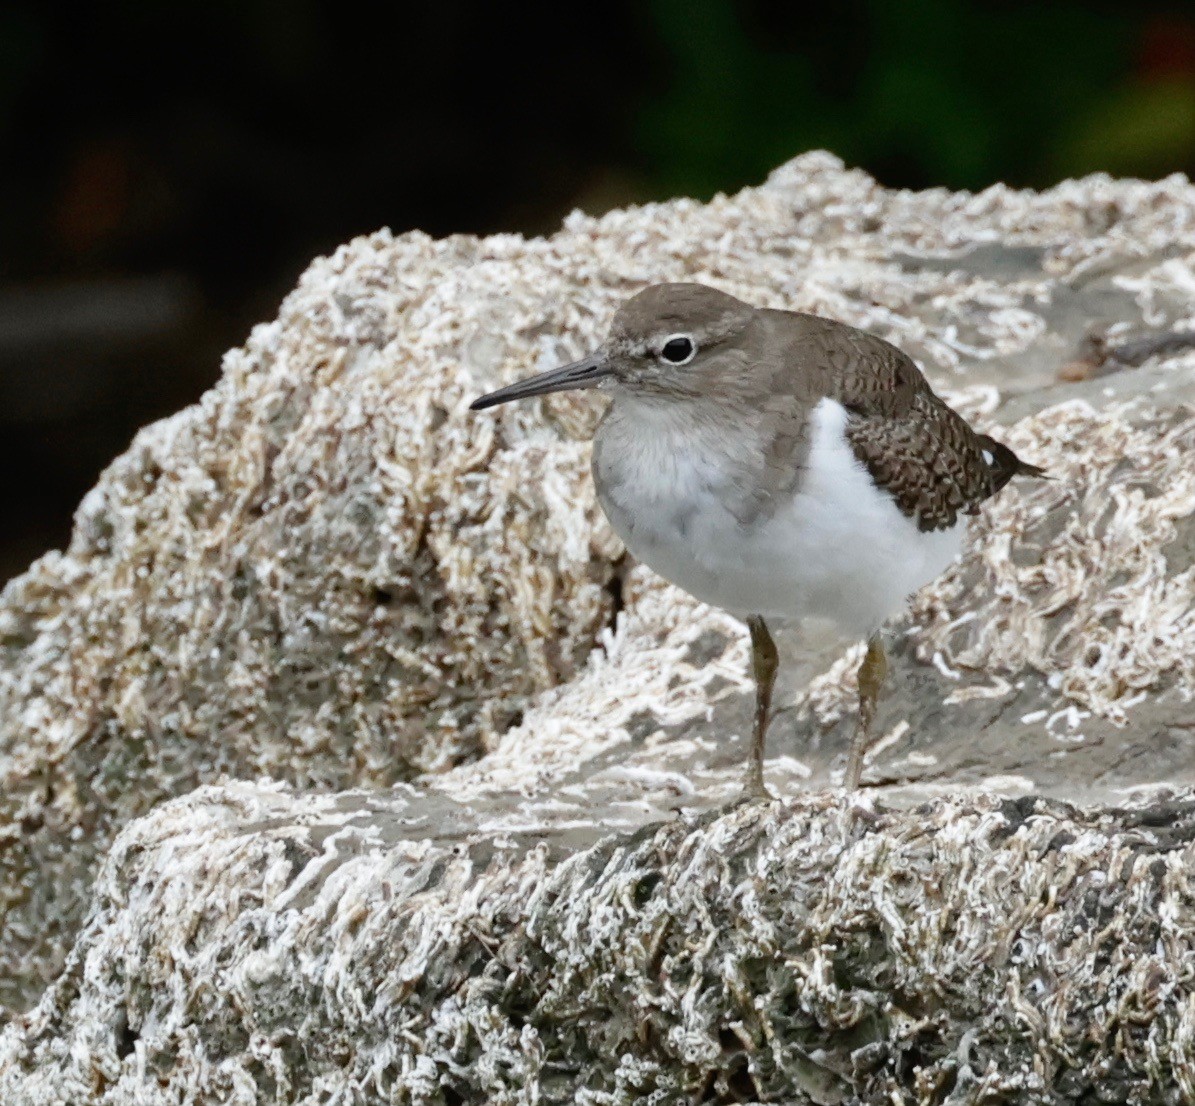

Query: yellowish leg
[744,616,778,800]
[845,635,888,790]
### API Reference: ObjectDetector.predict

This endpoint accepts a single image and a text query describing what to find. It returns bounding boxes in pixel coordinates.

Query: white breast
[594,396,964,640]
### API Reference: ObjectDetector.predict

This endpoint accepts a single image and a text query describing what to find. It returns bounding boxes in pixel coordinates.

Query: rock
[1,152,1195,1098]
[3,784,1195,1104]
[0,234,623,1011]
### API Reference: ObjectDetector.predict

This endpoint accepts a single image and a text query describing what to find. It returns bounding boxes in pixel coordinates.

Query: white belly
[595,397,964,640]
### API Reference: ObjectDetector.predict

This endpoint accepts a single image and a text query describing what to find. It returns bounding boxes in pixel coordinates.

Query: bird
[470,283,1044,798]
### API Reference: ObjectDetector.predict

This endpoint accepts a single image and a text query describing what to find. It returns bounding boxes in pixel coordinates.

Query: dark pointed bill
[469,355,610,411]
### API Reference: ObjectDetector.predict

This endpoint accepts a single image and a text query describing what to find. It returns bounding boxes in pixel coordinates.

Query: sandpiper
[471,283,1043,797]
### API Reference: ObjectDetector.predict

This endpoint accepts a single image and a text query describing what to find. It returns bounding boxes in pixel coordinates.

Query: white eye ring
[659,333,697,365]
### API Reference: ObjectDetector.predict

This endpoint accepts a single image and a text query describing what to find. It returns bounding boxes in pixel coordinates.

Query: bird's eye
[660,335,696,364]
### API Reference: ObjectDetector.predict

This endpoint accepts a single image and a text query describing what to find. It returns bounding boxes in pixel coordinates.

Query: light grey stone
[2,153,1195,1100]
[3,784,1195,1104]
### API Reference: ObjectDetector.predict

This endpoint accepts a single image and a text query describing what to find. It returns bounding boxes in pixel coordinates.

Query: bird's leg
[845,634,888,789]
[743,616,778,800]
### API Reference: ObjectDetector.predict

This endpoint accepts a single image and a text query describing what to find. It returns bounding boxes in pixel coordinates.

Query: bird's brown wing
[798,318,1039,532]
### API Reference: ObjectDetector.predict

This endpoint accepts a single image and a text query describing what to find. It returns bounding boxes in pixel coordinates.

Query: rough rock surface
[2,153,1195,1099]
[4,785,1195,1105]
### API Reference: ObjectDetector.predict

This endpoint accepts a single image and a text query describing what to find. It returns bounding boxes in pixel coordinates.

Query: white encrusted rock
[1,154,1195,1096]
[3,783,1195,1104]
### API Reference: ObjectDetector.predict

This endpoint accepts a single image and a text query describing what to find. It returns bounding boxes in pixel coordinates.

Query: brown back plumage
[763,310,1045,532]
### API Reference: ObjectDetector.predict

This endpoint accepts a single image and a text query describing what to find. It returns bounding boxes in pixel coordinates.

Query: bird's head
[469,283,757,411]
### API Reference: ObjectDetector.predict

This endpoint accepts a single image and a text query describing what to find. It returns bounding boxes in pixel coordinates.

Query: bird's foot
[841,755,864,792]
[737,769,776,804]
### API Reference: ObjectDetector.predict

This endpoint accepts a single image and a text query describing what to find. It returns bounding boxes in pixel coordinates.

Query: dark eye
[660,335,695,364]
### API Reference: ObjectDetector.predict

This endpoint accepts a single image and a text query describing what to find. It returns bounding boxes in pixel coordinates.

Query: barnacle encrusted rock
[3,783,1195,1105]
[2,150,1195,1095]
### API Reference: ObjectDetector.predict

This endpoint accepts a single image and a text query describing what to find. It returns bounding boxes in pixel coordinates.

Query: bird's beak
[469,354,611,411]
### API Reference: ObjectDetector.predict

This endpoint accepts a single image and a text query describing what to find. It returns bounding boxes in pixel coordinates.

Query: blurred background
[2,0,1194,582]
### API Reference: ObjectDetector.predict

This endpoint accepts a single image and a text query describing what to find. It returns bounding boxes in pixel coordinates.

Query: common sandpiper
[471,283,1043,798]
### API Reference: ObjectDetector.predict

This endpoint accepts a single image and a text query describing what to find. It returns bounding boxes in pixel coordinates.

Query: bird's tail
[978,434,1048,491]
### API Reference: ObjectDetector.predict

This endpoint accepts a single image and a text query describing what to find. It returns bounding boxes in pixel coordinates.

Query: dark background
[3,0,1194,582]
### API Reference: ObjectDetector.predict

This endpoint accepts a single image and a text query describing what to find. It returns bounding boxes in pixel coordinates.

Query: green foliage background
[636,0,1195,199]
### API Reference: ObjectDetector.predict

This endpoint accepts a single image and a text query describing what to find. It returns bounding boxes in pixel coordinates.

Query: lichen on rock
[2,152,1195,1099]
[4,785,1195,1104]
